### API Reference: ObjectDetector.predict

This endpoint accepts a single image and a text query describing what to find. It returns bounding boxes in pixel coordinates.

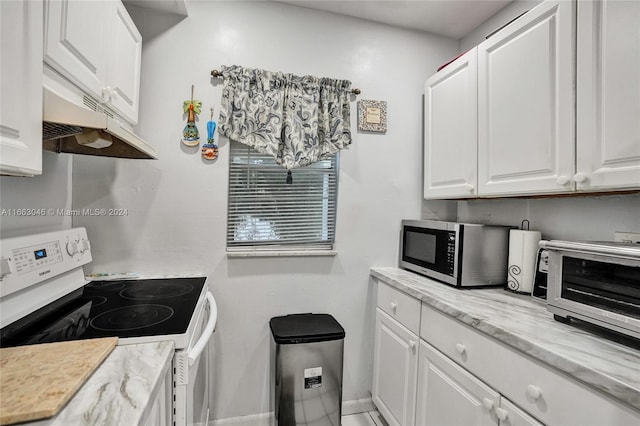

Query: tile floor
[341,411,386,426]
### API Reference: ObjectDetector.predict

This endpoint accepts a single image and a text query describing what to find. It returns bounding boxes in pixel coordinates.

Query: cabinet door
[44,0,111,100]
[576,0,640,190]
[143,363,172,426]
[478,0,575,196]
[424,48,478,199]
[0,0,43,176]
[497,398,543,426]
[106,0,142,124]
[372,309,419,426]
[416,340,499,426]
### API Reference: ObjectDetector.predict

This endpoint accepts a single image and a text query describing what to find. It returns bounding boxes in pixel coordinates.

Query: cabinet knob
[102,86,113,101]
[409,340,417,351]
[495,407,508,421]
[465,183,475,193]
[556,175,570,185]
[574,172,588,183]
[455,343,466,355]
[390,302,398,313]
[482,398,494,411]
[526,384,542,400]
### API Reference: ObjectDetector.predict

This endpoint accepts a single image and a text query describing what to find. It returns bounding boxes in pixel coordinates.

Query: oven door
[175,292,217,426]
[548,250,640,337]
[399,221,458,284]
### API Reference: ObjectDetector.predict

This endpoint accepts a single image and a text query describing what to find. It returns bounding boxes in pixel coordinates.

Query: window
[226,141,339,253]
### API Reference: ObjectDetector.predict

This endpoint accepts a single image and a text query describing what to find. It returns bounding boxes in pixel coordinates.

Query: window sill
[226,250,338,258]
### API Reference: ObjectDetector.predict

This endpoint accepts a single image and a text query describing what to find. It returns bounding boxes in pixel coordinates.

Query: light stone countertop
[25,341,174,426]
[371,267,640,412]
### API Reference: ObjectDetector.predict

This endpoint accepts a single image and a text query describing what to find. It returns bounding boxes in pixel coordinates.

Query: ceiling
[275,0,513,39]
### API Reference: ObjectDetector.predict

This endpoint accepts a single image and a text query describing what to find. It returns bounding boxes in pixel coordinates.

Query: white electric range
[0,227,217,426]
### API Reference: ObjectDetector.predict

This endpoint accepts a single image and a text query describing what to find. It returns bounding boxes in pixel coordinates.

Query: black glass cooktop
[0,277,206,348]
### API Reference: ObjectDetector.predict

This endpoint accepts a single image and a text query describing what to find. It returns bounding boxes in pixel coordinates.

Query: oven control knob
[80,239,91,253]
[66,241,79,256]
[0,257,15,280]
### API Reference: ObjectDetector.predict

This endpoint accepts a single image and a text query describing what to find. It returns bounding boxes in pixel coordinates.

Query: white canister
[507,230,542,294]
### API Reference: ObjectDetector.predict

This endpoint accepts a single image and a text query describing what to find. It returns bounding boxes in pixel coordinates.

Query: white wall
[460,0,542,51]
[0,152,73,238]
[71,1,458,420]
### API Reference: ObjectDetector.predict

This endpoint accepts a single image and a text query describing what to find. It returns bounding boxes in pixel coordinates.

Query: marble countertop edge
[370,267,640,412]
[24,341,176,426]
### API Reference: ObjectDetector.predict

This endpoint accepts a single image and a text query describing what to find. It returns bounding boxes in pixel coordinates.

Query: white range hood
[42,87,157,160]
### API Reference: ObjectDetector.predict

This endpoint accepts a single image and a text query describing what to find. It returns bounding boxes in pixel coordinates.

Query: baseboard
[210,398,374,426]
[342,397,375,415]
[211,412,272,426]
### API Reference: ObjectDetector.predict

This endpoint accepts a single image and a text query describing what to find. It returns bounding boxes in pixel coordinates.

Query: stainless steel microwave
[540,240,640,340]
[399,220,512,287]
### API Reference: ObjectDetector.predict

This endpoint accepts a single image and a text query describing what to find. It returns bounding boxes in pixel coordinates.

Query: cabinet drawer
[377,282,421,335]
[421,304,640,425]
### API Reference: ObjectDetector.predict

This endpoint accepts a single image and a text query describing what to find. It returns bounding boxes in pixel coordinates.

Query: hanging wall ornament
[182,85,201,146]
[202,107,219,160]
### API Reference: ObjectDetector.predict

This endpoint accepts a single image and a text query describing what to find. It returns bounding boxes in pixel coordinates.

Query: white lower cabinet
[143,362,172,426]
[498,397,544,426]
[420,303,640,426]
[416,340,542,426]
[416,340,500,426]
[372,308,419,426]
[372,281,640,426]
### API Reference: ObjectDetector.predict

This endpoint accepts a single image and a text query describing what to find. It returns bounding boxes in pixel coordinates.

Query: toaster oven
[540,240,640,340]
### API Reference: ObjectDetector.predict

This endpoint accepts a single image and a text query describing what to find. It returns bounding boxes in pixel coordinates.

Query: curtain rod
[210,69,361,95]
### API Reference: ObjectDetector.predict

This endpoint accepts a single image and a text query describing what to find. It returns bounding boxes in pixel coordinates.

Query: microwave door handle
[188,291,218,367]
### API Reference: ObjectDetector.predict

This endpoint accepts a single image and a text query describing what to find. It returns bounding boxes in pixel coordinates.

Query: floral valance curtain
[218,65,352,169]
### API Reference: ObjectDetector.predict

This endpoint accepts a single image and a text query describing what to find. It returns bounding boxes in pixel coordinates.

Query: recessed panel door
[478,0,575,196]
[576,0,640,190]
[424,48,478,199]
[44,0,110,99]
[372,309,418,426]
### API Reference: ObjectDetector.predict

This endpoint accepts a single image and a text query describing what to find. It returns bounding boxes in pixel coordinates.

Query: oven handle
[188,291,217,367]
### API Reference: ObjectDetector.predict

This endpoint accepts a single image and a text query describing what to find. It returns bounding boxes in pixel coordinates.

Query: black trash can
[270,313,345,426]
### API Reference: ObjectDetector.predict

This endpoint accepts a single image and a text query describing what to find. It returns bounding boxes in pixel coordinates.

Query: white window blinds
[227,141,339,251]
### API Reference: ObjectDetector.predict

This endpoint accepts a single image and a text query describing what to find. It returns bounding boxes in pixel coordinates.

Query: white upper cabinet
[477,0,575,196]
[424,48,478,199]
[44,0,141,124]
[44,0,110,100]
[0,0,43,176]
[576,0,640,191]
[106,1,142,123]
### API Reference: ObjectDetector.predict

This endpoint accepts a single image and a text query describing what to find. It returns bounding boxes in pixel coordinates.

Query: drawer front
[421,304,640,426]
[377,281,421,334]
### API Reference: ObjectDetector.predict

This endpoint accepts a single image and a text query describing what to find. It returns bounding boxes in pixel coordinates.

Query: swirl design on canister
[507,265,521,291]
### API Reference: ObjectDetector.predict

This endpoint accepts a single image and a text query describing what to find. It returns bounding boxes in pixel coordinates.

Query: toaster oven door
[547,251,640,338]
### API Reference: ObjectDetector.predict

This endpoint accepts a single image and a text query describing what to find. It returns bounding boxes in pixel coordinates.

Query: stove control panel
[0,228,92,299]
